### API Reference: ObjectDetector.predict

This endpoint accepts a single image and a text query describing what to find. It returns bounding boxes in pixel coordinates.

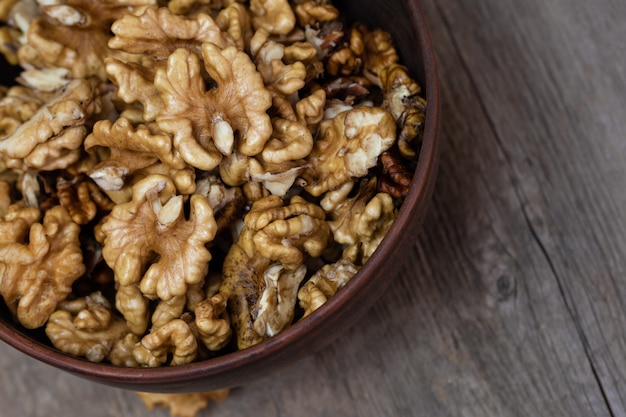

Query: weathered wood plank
[428,0,626,414]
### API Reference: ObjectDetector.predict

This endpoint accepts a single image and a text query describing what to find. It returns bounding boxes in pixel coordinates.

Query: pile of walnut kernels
[0,0,426,367]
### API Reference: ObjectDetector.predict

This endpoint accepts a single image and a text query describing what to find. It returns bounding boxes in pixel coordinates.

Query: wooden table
[1,0,625,415]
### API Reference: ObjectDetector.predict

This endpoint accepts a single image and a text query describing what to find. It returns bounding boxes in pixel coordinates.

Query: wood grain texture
[1,0,625,416]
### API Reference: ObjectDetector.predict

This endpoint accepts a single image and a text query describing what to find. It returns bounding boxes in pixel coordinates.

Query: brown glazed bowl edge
[0,0,441,393]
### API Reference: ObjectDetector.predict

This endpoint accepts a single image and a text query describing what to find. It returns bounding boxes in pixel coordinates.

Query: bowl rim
[0,0,441,393]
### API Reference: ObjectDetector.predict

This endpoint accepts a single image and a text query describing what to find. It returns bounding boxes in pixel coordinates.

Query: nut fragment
[294,1,340,27]
[301,106,397,196]
[17,0,156,81]
[0,85,48,138]
[220,195,329,349]
[45,291,129,362]
[216,3,253,52]
[100,175,217,301]
[85,117,186,173]
[133,318,197,366]
[155,44,272,170]
[249,0,296,35]
[357,23,399,84]
[109,333,141,367]
[298,259,359,317]
[253,262,306,337]
[115,283,150,335]
[381,64,426,158]
[195,293,232,351]
[244,195,330,269]
[43,173,115,225]
[326,179,398,264]
[135,390,230,417]
[378,150,413,198]
[109,7,233,60]
[0,205,85,329]
[0,79,99,171]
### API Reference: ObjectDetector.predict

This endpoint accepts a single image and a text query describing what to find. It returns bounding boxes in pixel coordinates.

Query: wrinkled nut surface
[45,291,129,363]
[0,205,85,329]
[298,259,360,317]
[135,389,230,417]
[100,174,217,302]
[0,0,427,367]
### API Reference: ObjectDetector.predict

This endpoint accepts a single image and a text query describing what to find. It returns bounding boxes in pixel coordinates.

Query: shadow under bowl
[0,0,440,393]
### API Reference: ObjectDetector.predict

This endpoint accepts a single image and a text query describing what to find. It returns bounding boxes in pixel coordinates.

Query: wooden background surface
[1,0,625,416]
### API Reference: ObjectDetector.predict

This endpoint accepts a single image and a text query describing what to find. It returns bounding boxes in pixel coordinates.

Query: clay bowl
[0,0,440,393]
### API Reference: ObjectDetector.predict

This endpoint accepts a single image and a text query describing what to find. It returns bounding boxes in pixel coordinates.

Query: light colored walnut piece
[86,117,186,171]
[99,174,217,301]
[244,195,330,270]
[0,181,12,217]
[195,293,232,351]
[18,67,71,92]
[355,23,400,85]
[133,318,197,366]
[296,89,326,129]
[107,7,234,122]
[17,0,156,81]
[284,40,323,83]
[193,172,243,233]
[216,3,253,52]
[233,117,312,196]
[301,106,397,196]
[85,117,188,194]
[0,201,40,244]
[380,64,426,158]
[154,43,272,170]
[0,205,85,329]
[16,170,40,209]
[128,161,197,200]
[325,179,398,264]
[105,58,164,122]
[254,38,307,97]
[298,258,360,317]
[253,262,306,337]
[249,0,295,35]
[294,1,339,27]
[0,0,38,65]
[0,79,99,171]
[151,294,186,329]
[56,291,112,331]
[109,333,141,367]
[220,195,329,349]
[115,283,150,335]
[109,7,233,61]
[45,291,129,362]
[0,85,47,139]
[248,157,307,197]
[135,389,230,417]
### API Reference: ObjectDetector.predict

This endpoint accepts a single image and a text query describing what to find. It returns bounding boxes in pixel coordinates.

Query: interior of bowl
[0,0,440,393]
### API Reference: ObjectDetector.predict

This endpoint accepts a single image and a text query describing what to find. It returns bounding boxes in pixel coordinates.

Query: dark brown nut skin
[378,150,412,199]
